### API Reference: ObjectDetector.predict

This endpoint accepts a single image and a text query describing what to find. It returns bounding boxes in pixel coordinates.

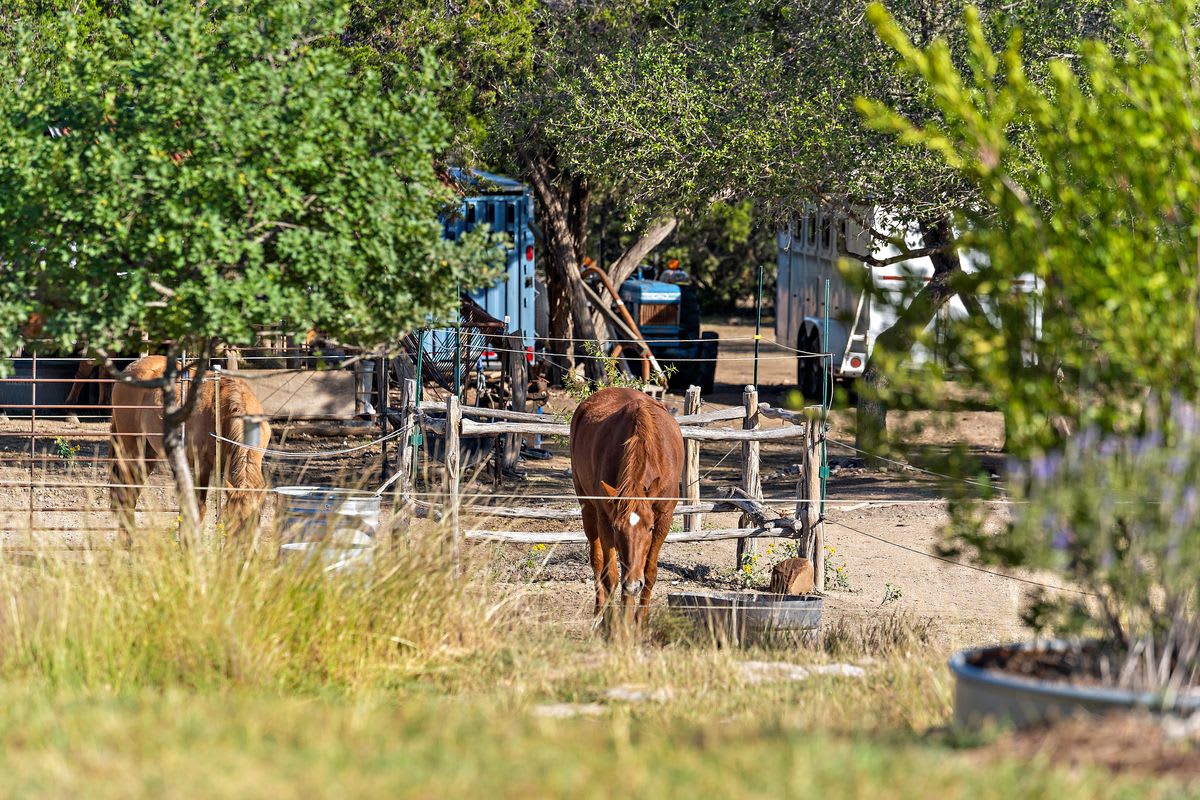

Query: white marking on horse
[629,512,641,526]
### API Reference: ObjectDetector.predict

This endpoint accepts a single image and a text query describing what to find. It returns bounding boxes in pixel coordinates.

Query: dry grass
[0,534,1185,797]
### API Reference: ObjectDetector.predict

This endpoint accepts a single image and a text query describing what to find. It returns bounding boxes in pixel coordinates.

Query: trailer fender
[800,317,849,368]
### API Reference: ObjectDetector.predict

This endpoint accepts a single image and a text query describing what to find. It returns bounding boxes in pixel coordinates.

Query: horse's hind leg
[109,433,150,547]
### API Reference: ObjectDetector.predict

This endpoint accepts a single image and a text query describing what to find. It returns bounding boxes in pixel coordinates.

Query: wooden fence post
[736,385,761,570]
[213,366,223,526]
[393,377,417,531]
[376,355,390,483]
[682,385,702,532]
[802,413,825,592]
[445,393,462,564]
[504,333,528,472]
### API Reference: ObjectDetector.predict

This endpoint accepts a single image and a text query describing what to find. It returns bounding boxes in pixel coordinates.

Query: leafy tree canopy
[861,0,1200,451]
[552,0,1111,222]
[0,0,495,365]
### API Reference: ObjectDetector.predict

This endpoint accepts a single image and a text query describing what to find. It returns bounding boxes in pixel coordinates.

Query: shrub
[862,0,1200,694]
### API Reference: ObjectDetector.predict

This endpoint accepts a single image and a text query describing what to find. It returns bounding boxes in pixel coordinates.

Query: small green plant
[560,341,675,403]
[521,542,548,577]
[733,550,761,589]
[53,436,81,467]
[881,583,902,606]
[824,545,851,591]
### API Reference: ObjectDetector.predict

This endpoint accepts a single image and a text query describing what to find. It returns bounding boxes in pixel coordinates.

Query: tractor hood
[619,279,681,305]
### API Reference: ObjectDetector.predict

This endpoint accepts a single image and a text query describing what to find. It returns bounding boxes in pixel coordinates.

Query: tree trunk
[856,214,963,459]
[606,217,677,288]
[590,217,679,336]
[520,150,606,382]
[160,343,215,546]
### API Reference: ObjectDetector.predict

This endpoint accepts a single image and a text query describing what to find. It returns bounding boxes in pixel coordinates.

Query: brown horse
[570,387,685,626]
[110,356,272,538]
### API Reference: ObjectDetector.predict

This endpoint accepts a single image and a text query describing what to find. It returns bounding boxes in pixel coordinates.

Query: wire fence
[0,344,1060,598]
[0,353,396,539]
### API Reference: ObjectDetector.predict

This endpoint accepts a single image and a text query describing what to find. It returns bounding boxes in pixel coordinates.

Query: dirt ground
[0,318,1047,647]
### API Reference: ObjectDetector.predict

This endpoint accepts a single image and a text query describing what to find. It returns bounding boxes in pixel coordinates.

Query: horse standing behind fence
[570,387,685,627]
[110,356,272,539]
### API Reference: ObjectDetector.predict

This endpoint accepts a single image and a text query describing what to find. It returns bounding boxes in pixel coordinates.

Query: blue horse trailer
[442,169,539,362]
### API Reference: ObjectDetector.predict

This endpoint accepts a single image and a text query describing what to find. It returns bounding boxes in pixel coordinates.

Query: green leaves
[0,0,499,363]
[551,1,1109,223]
[868,1,1200,670]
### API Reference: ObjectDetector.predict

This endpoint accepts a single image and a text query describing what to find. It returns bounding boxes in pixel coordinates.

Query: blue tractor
[618,265,719,395]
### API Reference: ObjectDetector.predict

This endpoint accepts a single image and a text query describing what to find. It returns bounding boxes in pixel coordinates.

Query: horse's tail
[219,377,270,530]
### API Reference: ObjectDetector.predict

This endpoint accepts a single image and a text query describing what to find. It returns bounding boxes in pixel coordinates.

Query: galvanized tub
[274,486,379,572]
[950,640,1200,728]
[668,591,823,647]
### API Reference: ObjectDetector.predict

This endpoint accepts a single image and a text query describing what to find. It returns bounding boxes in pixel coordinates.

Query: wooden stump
[769,557,814,596]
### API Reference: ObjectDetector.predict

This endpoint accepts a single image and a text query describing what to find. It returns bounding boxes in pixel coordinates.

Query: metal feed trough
[668,591,823,647]
[275,486,380,573]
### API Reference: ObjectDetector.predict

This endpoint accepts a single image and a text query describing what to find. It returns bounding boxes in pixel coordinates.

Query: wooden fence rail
[396,384,827,589]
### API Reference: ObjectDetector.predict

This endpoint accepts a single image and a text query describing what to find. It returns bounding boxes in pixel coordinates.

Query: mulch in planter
[968,642,1199,692]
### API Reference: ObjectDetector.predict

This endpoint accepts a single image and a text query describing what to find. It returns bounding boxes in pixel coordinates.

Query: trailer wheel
[797,330,832,402]
[533,276,550,341]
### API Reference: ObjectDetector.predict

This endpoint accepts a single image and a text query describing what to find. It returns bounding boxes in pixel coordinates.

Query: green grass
[0,540,1187,798]
[0,688,1173,799]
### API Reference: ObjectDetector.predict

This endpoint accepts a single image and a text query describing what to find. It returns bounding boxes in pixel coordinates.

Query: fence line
[394,385,829,588]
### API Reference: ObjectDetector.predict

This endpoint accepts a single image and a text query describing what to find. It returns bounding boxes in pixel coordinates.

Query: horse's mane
[614,402,657,512]
[218,376,268,523]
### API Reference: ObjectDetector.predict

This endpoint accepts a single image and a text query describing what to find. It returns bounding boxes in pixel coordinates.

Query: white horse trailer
[775,209,1039,400]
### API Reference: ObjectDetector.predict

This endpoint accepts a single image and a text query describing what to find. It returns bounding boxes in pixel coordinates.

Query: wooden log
[757,403,822,425]
[453,418,806,441]
[736,386,761,570]
[418,414,448,435]
[717,486,784,529]
[464,525,799,545]
[271,421,381,438]
[445,394,462,565]
[682,385,701,533]
[673,406,746,425]
[680,426,807,442]
[421,500,766,521]
[504,333,528,472]
[417,400,551,424]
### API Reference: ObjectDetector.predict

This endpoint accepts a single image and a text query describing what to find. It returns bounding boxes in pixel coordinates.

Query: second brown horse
[110,356,272,539]
[570,387,685,626]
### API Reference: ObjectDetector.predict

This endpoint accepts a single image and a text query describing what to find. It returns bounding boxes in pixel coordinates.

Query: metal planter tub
[950,639,1200,728]
[668,591,822,647]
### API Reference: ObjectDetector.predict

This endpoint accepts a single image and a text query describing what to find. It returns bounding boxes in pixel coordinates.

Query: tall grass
[0,537,1187,796]
[0,535,498,693]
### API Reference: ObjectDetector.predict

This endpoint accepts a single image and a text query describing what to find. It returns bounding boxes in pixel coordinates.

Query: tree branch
[606,216,678,287]
[92,346,170,390]
[166,338,218,426]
